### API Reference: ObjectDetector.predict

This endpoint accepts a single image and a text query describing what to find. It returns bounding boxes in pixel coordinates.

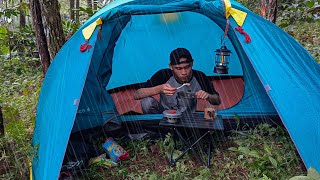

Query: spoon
[176,83,190,90]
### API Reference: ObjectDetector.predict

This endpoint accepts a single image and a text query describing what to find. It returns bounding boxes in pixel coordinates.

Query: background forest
[0,0,319,179]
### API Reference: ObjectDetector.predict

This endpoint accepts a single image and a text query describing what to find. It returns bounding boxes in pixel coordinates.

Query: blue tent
[31,0,320,179]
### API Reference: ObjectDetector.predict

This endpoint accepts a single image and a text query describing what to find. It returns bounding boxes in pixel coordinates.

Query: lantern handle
[220,35,229,46]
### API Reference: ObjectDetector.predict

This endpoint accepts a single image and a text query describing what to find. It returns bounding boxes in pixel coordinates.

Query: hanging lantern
[213,45,231,74]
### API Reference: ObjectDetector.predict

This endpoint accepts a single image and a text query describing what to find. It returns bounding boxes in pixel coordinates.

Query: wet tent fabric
[32,0,320,179]
[31,29,98,178]
[73,17,132,132]
[231,8,320,170]
[31,18,127,179]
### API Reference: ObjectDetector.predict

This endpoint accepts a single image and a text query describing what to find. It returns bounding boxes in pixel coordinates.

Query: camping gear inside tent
[31,0,320,179]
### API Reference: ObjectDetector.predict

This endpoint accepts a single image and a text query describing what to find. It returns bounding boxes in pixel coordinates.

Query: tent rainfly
[31,0,320,179]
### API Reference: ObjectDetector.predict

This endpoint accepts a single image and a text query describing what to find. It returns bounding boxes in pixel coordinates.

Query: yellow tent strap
[224,0,247,27]
[29,159,32,180]
[82,18,103,40]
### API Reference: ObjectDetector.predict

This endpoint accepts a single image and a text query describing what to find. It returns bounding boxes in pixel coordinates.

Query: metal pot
[176,91,197,113]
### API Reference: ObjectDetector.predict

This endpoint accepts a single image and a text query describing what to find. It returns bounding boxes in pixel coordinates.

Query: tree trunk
[19,0,26,56]
[70,0,75,21]
[260,0,278,23]
[19,0,26,28]
[87,0,92,9]
[30,0,51,75]
[76,0,80,22]
[93,0,98,12]
[0,106,4,137]
[39,0,66,59]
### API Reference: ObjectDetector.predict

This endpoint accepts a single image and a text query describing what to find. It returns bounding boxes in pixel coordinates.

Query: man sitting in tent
[134,48,221,114]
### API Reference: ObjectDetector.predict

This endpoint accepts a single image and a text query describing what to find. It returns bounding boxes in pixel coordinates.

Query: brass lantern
[213,45,231,74]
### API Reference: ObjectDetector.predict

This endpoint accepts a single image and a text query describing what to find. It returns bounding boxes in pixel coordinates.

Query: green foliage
[79,6,95,17]
[235,0,320,62]
[193,168,212,180]
[0,26,9,55]
[0,136,31,179]
[159,133,174,156]
[82,124,305,179]
[63,20,81,40]
[228,124,304,179]
[0,57,38,178]
[287,21,320,62]
[236,0,260,14]
[0,25,36,57]
[62,5,102,39]
[277,0,319,28]
[9,25,36,56]
[0,56,42,178]
[0,7,19,20]
[236,0,319,28]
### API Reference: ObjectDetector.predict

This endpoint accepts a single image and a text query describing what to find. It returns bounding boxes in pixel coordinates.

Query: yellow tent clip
[82,18,103,40]
[224,0,247,27]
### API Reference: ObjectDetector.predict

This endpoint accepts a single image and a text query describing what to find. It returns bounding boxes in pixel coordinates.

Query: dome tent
[31,0,320,179]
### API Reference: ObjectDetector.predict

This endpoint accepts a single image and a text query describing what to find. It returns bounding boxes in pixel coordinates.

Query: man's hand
[196,90,221,105]
[161,83,176,96]
[195,90,209,100]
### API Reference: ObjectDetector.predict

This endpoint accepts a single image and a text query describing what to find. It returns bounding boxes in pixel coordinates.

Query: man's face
[170,57,193,83]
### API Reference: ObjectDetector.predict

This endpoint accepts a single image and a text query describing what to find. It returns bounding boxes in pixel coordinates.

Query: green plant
[126,139,151,157]
[193,167,212,180]
[236,0,261,14]
[63,20,80,40]
[277,0,319,28]
[159,133,173,154]
[10,25,36,56]
[0,25,36,58]
[288,21,320,62]
[0,55,42,178]
[0,135,31,179]
[163,163,192,180]
[0,26,10,55]
[228,124,304,179]
[79,6,95,17]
